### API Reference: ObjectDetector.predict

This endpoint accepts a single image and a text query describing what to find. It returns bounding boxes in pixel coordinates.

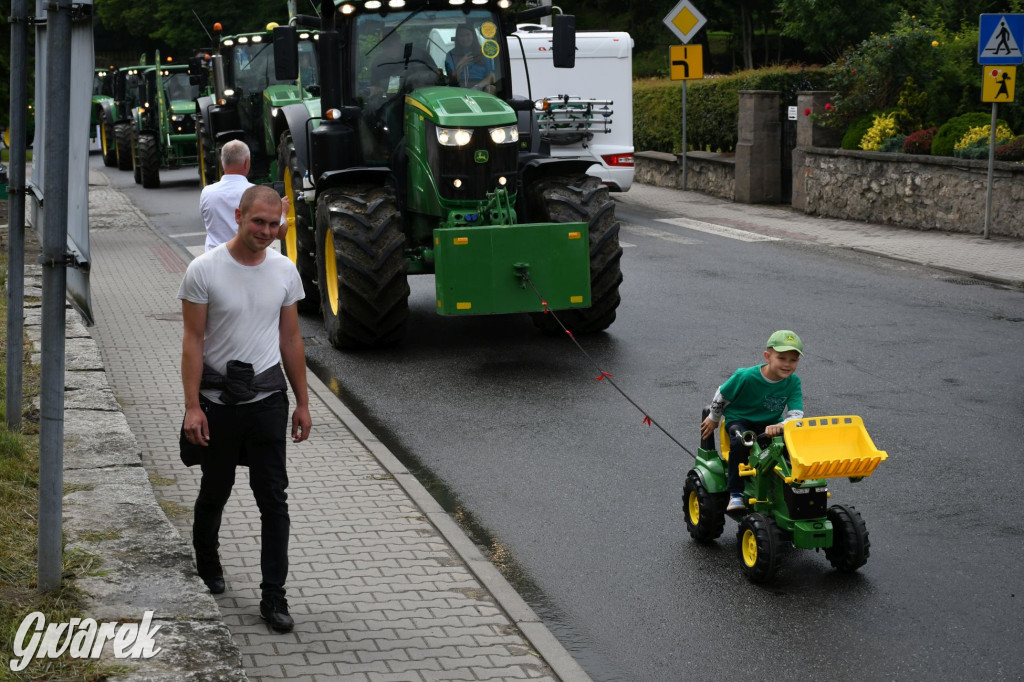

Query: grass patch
[157,498,191,521]
[0,254,117,681]
[148,472,175,487]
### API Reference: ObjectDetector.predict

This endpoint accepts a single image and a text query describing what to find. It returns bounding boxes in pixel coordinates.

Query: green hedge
[931,112,1007,157]
[634,67,830,154]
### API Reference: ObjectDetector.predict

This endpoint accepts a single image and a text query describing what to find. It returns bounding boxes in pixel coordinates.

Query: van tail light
[601,152,634,167]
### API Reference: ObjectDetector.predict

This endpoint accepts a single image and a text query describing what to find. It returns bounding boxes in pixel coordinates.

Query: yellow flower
[932,40,939,47]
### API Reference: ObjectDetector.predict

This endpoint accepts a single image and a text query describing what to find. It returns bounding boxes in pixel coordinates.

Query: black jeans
[192,391,290,596]
[725,419,771,493]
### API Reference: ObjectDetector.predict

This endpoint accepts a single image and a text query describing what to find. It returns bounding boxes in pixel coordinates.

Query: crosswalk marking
[657,216,779,242]
[621,224,702,245]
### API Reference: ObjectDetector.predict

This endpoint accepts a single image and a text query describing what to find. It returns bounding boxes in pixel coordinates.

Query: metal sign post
[663,1,707,190]
[978,14,1022,240]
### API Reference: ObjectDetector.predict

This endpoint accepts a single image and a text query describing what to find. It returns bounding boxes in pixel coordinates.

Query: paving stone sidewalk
[84,171,589,681]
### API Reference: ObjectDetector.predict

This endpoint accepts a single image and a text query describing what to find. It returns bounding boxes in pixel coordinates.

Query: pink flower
[825,103,832,110]
[804,108,811,116]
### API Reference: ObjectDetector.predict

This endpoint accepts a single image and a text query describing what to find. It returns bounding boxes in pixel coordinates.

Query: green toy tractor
[130,54,202,188]
[272,0,623,349]
[684,410,888,583]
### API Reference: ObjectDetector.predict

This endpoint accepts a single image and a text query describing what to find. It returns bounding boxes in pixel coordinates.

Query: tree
[775,0,900,59]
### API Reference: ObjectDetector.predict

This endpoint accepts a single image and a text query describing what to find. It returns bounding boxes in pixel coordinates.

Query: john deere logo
[474,150,489,163]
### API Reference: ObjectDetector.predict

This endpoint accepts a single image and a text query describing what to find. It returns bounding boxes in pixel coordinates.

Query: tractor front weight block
[434,222,590,316]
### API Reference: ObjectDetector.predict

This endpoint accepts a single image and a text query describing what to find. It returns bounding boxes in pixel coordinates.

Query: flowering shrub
[931,113,1003,157]
[995,135,1024,162]
[860,112,901,151]
[954,124,1014,150]
[903,127,938,154]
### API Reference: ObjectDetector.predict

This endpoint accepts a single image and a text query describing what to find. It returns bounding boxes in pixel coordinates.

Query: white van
[507,26,634,192]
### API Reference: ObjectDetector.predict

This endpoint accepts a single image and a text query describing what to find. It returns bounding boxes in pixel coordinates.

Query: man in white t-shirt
[199,140,288,251]
[179,184,311,632]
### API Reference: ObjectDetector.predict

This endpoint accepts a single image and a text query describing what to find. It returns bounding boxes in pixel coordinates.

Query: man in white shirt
[200,140,288,251]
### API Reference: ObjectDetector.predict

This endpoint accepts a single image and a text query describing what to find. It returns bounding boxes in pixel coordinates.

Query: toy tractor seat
[783,415,887,480]
[716,422,779,463]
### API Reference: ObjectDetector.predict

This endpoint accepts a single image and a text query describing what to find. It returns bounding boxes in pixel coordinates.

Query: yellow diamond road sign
[664,0,707,44]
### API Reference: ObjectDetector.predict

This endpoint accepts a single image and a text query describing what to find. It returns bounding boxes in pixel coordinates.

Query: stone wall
[792,147,1024,239]
[635,150,735,200]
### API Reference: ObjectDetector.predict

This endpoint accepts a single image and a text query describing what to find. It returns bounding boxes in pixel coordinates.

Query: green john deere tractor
[129,55,202,188]
[91,67,118,167]
[273,0,623,349]
[191,23,318,187]
[109,65,148,172]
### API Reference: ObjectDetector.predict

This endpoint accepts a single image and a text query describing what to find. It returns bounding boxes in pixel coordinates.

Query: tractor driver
[445,24,495,92]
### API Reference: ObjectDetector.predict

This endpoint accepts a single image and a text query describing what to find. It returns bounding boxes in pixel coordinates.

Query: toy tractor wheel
[736,513,782,583]
[114,122,133,171]
[99,113,118,167]
[315,185,409,349]
[278,132,318,314]
[825,504,870,572]
[527,174,622,335]
[138,132,161,189]
[682,472,725,542]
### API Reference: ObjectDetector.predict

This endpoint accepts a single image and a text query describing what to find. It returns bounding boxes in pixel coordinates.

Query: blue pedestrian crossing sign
[978,14,1024,65]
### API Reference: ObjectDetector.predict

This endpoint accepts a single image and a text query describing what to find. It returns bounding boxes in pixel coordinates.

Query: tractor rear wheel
[114,122,133,171]
[528,174,622,335]
[737,513,782,583]
[315,185,409,349]
[99,114,118,167]
[278,132,318,313]
[139,132,161,188]
[683,472,726,542]
[824,504,870,572]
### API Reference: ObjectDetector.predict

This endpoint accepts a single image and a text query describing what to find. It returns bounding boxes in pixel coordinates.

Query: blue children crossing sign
[978,14,1024,65]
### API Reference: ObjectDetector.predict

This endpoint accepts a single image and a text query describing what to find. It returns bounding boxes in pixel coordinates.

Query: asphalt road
[99,157,1024,681]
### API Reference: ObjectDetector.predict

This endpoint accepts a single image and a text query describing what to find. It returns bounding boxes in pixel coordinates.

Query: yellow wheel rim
[687,491,700,526]
[197,134,207,186]
[283,170,298,264]
[741,528,758,568]
[101,123,110,156]
[324,228,339,316]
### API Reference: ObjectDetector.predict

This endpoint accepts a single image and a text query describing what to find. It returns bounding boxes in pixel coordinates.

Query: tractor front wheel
[528,174,622,335]
[682,472,725,542]
[99,114,118,167]
[139,132,161,188]
[825,505,870,572]
[315,185,409,349]
[737,513,782,583]
[114,122,133,171]
[278,132,318,313]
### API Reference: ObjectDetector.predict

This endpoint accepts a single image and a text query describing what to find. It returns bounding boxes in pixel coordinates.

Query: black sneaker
[260,594,294,632]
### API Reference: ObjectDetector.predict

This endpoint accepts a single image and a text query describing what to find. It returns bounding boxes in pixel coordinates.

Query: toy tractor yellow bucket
[783,415,887,480]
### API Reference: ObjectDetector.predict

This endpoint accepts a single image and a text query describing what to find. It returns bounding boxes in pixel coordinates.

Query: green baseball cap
[767,329,803,355]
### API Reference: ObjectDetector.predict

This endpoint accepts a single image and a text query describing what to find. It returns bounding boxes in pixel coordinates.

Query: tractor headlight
[488,125,519,145]
[436,127,473,147]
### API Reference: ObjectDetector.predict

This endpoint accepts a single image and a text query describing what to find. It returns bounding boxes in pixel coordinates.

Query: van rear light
[602,152,634,167]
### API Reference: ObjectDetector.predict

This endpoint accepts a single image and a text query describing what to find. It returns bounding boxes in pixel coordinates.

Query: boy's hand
[765,422,784,437]
[700,416,718,440]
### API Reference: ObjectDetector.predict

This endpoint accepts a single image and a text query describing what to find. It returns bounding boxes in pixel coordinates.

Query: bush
[995,135,1024,162]
[954,123,1014,151]
[878,135,908,153]
[953,140,993,160]
[841,114,874,150]
[860,112,902,150]
[931,112,1007,157]
[633,67,830,153]
[903,127,938,155]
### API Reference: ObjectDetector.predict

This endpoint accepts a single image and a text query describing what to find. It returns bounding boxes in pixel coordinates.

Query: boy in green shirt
[700,330,804,512]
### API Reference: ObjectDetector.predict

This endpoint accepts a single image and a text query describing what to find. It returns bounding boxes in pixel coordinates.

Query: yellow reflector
[568,231,582,240]
[453,237,469,245]
[457,302,472,310]
[570,295,584,303]
[437,299,442,307]
[435,236,439,245]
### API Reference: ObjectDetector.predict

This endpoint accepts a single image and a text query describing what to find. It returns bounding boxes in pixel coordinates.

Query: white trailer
[507,26,634,192]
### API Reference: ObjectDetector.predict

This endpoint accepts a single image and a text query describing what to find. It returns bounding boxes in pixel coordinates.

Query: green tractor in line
[129,54,203,188]
[272,0,623,349]
[104,64,148,172]
[191,22,319,188]
[91,67,118,167]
